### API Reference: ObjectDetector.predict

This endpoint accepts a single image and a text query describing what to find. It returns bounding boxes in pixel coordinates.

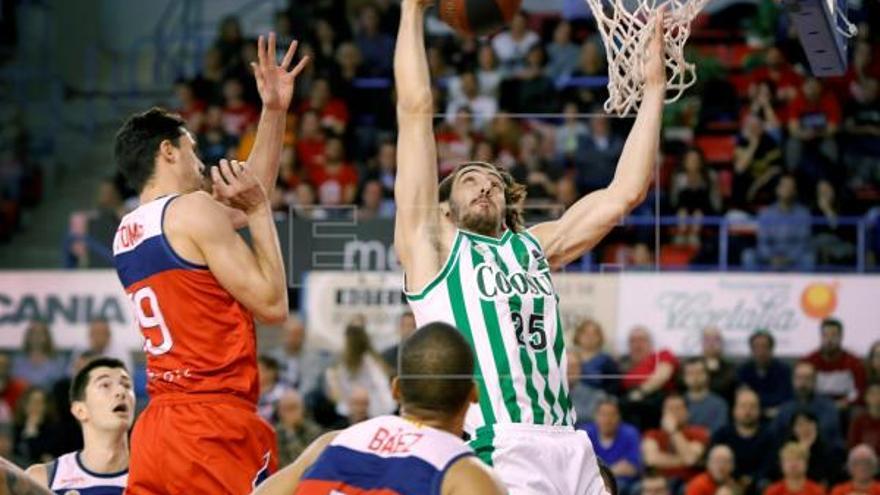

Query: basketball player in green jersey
[393,1,666,493]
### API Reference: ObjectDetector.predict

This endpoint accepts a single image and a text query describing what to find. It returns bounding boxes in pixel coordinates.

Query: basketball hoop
[583,0,709,116]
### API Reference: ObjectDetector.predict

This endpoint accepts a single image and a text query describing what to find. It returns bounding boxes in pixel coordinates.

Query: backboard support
[783,0,850,76]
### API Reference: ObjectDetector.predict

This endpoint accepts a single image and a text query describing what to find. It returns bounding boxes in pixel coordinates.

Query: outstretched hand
[252,33,310,112]
[644,12,667,89]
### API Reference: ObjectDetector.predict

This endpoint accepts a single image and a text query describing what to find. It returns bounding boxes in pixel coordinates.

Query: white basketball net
[584,0,709,116]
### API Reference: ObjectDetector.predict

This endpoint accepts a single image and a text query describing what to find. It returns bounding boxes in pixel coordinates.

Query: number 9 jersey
[112,194,259,403]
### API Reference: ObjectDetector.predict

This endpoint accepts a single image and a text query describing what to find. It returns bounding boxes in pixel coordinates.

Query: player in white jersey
[25,357,134,495]
[252,322,505,495]
[392,1,666,493]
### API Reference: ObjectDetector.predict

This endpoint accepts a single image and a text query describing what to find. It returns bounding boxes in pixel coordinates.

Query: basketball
[438,0,523,37]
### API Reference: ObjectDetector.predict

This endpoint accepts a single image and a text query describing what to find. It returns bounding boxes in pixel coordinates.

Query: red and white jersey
[113,195,258,403]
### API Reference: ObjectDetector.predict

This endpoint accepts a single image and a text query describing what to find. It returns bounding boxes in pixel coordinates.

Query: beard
[450,198,502,237]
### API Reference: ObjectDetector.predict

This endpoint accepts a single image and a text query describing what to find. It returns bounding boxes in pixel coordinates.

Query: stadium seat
[660,244,699,267]
[695,135,737,165]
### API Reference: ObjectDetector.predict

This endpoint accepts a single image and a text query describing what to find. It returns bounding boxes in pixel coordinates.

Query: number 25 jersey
[112,194,258,403]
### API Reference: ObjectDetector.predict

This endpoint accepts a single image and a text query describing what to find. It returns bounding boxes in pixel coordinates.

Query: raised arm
[171,160,288,323]
[529,15,666,269]
[247,33,309,198]
[393,0,444,292]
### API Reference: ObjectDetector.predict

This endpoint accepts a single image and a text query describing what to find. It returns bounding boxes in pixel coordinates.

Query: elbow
[625,188,649,209]
[254,297,289,325]
[397,92,434,116]
[608,184,648,212]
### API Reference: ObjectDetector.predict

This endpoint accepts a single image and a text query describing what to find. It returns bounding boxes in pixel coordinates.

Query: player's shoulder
[168,190,222,214]
[442,456,505,495]
[24,462,49,487]
[165,191,230,230]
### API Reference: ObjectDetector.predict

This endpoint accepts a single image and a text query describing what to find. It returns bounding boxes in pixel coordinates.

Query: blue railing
[607,215,871,273]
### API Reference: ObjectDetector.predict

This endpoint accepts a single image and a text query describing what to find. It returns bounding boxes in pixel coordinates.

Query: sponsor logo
[343,240,400,271]
[800,282,838,319]
[474,263,554,300]
[0,294,127,325]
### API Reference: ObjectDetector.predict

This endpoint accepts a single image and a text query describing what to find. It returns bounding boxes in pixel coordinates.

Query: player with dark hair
[112,35,309,494]
[392,0,665,493]
[25,357,133,494]
[252,322,506,495]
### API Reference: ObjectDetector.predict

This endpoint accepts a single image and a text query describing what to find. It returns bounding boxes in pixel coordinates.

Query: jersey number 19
[129,286,173,355]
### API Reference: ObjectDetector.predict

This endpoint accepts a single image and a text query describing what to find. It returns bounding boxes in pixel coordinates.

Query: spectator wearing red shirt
[436,107,478,177]
[749,47,803,106]
[623,328,678,394]
[296,110,327,174]
[298,78,349,135]
[309,136,358,206]
[174,80,206,134]
[623,326,679,394]
[685,444,738,495]
[622,326,680,429]
[830,444,880,495]
[848,383,880,453]
[764,443,826,495]
[786,78,841,181]
[220,78,258,137]
[804,318,867,408]
[642,394,710,490]
[0,353,25,415]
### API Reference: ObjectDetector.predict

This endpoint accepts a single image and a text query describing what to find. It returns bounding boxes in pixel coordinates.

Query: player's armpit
[442,457,506,495]
[250,431,340,495]
[528,188,631,270]
[169,192,287,323]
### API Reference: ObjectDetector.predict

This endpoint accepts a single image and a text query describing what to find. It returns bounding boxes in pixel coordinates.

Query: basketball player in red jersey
[112,34,309,494]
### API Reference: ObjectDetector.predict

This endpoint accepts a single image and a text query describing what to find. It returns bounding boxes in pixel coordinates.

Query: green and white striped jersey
[405,228,575,436]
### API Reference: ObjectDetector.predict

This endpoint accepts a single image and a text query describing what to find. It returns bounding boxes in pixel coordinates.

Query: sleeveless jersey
[46,451,127,495]
[296,415,472,495]
[406,229,574,437]
[112,195,258,403]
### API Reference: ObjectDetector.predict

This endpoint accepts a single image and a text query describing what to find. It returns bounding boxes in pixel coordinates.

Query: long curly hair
[438,161,527,232]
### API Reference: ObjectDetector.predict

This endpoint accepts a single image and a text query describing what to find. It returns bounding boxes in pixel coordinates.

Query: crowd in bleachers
[7,313,879,495]
[0,1,44,246]
[80,0,880,271]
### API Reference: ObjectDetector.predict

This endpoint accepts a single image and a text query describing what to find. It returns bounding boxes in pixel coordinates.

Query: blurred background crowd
[1,312,879,495]
[0,0,878,494]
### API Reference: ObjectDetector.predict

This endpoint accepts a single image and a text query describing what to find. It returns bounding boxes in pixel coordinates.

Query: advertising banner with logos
[305,271,878,357]
[615,273,878,357]
[1,270,874,359]
[0,270,141,351]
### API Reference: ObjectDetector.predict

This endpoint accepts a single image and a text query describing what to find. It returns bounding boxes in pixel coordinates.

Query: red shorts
[125,393,278,495]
